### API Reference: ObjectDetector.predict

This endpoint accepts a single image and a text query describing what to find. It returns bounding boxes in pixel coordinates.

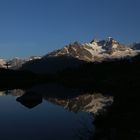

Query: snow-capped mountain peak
[20,37,140,74]
[46,37,139,62]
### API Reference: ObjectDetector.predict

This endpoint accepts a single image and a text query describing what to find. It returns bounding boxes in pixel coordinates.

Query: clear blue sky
[0,0,140,59]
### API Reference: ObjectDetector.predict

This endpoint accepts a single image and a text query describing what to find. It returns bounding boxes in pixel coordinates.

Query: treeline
[57,54,140,91]
[0,54,140,91]
[0,68,53,90]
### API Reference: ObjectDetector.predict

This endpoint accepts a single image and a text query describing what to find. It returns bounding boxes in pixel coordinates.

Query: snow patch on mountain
[45,37,140,62]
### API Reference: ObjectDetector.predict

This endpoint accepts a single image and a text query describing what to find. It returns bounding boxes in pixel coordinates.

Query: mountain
[20,37,140,73]
[46,37,139,61]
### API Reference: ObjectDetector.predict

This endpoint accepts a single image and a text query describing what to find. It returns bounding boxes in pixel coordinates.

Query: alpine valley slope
[21,37,140,74]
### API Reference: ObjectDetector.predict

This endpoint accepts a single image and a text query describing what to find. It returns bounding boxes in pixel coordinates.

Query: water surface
[0,86,110,140]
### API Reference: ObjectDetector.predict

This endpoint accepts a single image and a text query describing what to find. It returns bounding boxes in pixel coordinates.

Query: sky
[0,0,140,59]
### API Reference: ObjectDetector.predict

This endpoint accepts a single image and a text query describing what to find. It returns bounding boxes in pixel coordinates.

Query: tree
[4,61,11,69]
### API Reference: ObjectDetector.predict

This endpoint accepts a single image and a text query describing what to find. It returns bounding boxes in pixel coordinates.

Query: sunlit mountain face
[46,37,139,61]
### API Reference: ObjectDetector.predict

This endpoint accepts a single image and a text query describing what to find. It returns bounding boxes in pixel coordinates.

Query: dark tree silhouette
[4,61,11,69]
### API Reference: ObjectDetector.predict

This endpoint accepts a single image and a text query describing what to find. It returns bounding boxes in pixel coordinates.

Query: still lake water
[0,85,113,140]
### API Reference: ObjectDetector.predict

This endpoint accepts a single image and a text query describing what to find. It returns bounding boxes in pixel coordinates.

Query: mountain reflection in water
[0,84,113,114]
[0,83,140,140]
[0,84,113,140]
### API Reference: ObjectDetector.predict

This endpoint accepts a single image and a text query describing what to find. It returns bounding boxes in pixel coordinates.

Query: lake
[0,84,113,140]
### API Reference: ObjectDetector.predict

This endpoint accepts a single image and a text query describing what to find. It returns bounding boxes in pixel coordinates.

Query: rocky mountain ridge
[0,37,140,73]
[45,37,139,61]
[20,37,140,73]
